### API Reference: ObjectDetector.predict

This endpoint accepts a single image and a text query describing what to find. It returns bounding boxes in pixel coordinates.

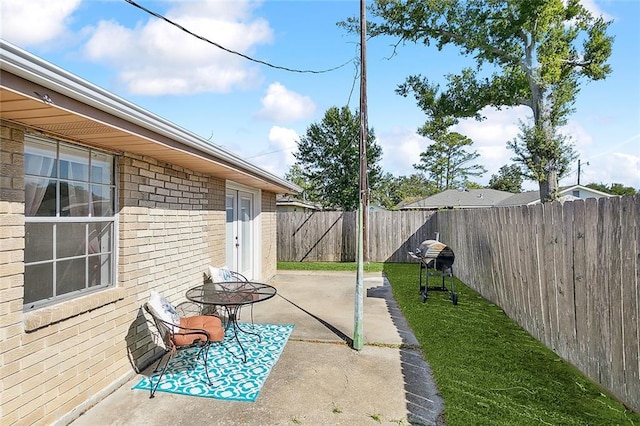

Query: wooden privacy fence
[277,210,437,263]
[276,194,640,412]
[435,194,639,413]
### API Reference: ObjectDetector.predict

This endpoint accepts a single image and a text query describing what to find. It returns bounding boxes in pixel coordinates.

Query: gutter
[0,40,301,194]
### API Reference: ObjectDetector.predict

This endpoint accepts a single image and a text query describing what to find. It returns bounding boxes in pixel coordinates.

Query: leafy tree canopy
[586,182,638,196]
[507,120,577,185]
[372,172,436,209]
[284,164,320,203]
[414,130,487,191]
[343,0,613,202]
[488,164,524,193]
[291,106,383,211]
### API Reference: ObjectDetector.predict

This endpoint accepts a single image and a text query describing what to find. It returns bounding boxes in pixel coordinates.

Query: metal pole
[577,160,589,185]
[361,19,369,263]
[354,201,364,350]
[354,0,367,351]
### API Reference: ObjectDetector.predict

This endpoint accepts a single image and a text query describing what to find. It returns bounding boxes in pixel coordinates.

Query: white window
[23,135,117,310]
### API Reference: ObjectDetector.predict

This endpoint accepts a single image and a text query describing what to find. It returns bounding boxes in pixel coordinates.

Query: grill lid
[409,239,455,271]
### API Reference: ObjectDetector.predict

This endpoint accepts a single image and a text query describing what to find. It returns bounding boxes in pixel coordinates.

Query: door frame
[225,182,261,280]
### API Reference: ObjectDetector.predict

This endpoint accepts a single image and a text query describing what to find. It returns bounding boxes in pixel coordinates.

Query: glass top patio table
[185,281,277,362]
[185,281,277,307]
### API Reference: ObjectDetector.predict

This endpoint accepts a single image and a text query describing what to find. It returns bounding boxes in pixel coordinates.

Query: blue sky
[2,0,639,191]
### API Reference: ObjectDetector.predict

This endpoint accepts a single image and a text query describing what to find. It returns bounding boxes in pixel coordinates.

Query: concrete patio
[67,270,445,425]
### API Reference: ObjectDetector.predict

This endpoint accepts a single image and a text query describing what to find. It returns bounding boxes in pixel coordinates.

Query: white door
[226,189,255,279]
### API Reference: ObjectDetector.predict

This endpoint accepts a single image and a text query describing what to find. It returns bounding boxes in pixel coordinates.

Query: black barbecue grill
[408,239,458,305]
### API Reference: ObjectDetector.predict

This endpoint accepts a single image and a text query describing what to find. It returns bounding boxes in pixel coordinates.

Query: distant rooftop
[399,185,614,210]
[399,188,514,210]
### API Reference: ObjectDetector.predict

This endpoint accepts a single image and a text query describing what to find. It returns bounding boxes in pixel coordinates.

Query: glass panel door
[225,189,254,279]
[239,192,253,275]
[225,193,236,270]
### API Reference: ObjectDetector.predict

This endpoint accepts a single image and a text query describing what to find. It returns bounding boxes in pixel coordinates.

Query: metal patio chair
[207,266,254,324]
[144,302,224,398]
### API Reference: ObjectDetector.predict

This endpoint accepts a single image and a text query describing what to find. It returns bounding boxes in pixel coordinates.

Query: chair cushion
[208,265,233,283]
[172,315,225,346]
[147,291,180,330]
[226,291,259,304]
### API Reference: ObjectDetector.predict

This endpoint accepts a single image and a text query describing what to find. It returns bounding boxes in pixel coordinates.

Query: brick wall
[119,152,226,368]
[1,121,29,424]
[0,120,230,425]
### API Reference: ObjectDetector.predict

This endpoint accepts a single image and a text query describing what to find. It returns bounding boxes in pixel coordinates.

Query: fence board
[496,208,510,313]
[523,205,539,340]
[560,201,576,362]
[508,207,522,328]
[572,200,588,374]
[583,198,601,382]
[597,198,613,389]
[552,200,572,360]
[607,197,624,395]
[508,206,525,327]
[541,203,556,348]
[626,195,640,404]
[516,206,531,337]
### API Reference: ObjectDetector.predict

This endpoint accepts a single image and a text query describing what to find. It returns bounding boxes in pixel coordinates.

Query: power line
[585,133,640,160]
[246,145,298,159]
[124,0,354,74]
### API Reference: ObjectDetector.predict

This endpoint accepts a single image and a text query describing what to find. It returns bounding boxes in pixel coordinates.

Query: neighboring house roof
[401,185,615,210]
[0,40,300,195]
[368,204,387,212]
[276,194,319,211]
[497,185,614,206]
[495,191,540,206]
[399,188,514,210]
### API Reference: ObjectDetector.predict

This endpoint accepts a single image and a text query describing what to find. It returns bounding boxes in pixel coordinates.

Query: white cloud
[561,120,594,154]
[378,127,428,176]
[566,133,640,188]
[378,106,529,182]
[268,126,298,168]
[561,151,640,188]
[251,126,299,178]
[83,0,273,95]
[255,83,316,123]
[0,0,81,46]
[453,106,529,183]
[377,105,638,191]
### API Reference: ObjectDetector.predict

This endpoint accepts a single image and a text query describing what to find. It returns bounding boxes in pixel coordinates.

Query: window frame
[23,134,119,311]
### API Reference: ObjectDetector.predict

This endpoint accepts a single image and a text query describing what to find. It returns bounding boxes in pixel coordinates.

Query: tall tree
[488,164,524,193]
[372,172,435,209]
[292,106,383,211]
[347,0,613,202]
[414,131,487,191]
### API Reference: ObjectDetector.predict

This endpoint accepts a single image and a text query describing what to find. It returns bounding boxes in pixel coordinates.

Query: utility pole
[360,5,369,264]
[354,0,367,351]
[577,159,589,185]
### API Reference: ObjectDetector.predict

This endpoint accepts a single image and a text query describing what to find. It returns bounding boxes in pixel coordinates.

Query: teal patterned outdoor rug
[133,323,294,402]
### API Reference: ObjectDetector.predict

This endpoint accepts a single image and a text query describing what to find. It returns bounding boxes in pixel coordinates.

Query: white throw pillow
[209,265,233,282]
[148,291,180,331]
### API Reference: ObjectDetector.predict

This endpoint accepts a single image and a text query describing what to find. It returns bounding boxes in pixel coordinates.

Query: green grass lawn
[278,261,640,425]
[277,261,384,272]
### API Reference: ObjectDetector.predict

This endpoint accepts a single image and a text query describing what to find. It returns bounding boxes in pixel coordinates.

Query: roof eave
[0,40,300,194]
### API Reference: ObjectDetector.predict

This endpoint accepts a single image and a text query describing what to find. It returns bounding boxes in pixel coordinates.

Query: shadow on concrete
[367,277,446,426]
[277,293,354,347]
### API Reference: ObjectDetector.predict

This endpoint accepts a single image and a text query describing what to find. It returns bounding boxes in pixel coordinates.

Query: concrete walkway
[69,271,445,425]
